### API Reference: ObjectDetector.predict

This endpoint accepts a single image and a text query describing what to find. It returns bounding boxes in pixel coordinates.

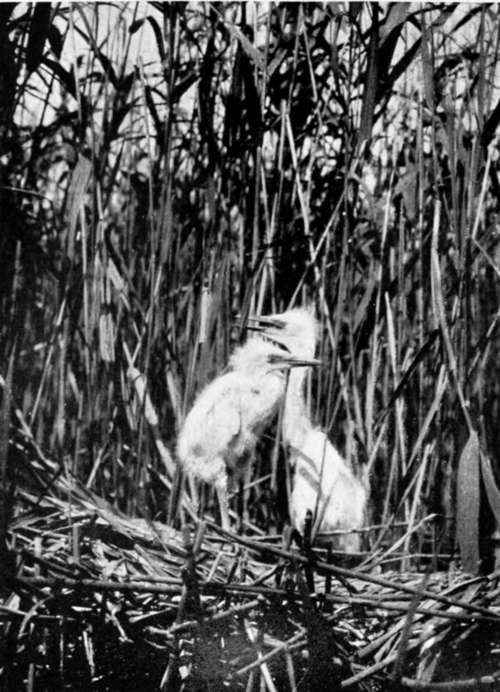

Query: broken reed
[1,3,499,566]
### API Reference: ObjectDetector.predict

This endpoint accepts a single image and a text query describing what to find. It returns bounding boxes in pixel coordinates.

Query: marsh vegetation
[2,3,500,689]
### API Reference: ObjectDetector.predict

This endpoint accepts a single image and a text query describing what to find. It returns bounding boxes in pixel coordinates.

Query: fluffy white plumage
[290,429,368,551]
[248,307,317,449]
[254,306,369,552]
[177,337,317,529]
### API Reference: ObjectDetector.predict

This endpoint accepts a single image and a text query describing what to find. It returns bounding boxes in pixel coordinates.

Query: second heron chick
[250,307,369,553]
[247,307,318,449]
[177,338,320,530]
[290,429,368,552]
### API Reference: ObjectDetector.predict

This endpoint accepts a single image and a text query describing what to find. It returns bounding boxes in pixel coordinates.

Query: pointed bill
[245,322,291,352]
[268,353,321,368]
[246,315,290,351]
[247,314,286,330]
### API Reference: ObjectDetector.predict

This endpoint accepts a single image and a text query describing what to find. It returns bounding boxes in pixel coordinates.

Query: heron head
[230,338,320,373]
[247,306,318,360]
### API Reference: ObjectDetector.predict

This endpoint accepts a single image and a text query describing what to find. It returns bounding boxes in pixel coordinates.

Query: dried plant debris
[2,451,500,692]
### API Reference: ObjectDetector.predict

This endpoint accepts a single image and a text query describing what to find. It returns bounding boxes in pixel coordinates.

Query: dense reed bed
[2,2,500,688]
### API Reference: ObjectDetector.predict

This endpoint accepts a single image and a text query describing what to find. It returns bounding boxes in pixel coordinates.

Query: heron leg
[188,475,201,518]
[239,463,253,531]
[215,473,230,530]
[167,466,184,526]
[237,479,244,533]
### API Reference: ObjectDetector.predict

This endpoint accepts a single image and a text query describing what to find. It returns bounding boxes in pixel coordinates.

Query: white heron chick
[290,429,368,552]
[251,307,369,552]
[177,338,320,530]
[248,307,318,449]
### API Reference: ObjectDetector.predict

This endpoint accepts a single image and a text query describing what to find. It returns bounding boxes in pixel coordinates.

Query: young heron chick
[177,338,320,530]
[247,307,318,449]
[250,307,369,552]
[290,429,368,552]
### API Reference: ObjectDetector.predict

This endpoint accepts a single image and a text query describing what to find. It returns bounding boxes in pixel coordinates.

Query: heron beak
[269,354,321,368]
[245,320,291,352]
[247,314,286,330]
[246,315,291,353]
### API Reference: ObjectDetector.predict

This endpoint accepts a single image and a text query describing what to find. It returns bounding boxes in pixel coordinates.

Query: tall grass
[1,2,500,571]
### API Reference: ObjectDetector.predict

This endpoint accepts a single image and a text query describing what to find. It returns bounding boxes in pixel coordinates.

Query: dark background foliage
[1,1,500,571]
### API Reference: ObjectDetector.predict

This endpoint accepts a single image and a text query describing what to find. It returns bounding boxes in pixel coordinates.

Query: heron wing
[201,376,245,443]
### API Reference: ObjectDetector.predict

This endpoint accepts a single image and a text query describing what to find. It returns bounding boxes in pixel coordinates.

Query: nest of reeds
[2,433,500,692]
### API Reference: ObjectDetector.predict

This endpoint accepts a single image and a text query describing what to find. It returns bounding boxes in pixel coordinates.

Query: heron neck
[282,368,312,448]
